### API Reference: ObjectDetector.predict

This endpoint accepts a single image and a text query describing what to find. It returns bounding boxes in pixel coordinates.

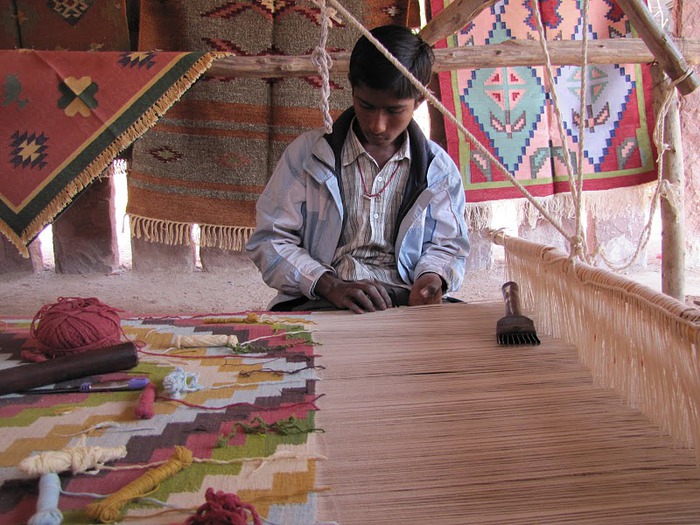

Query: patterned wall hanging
[2,0,130,50]
[429,0,658,203]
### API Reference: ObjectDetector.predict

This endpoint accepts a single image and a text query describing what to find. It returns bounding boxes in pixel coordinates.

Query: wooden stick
[0,342,138,396]
[615,0,699,95]
[206,38,700,79]
[418,0,500,46]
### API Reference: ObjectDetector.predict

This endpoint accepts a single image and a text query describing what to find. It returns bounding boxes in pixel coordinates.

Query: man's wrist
[313,271,337,299]
[419,271,447,292]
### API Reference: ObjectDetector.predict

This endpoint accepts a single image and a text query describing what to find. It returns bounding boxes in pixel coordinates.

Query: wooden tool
[0,342,139,396]
[496,281,540,346]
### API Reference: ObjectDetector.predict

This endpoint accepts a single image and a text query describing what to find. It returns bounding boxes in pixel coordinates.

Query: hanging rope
[530,0,591,261]
[311,0,334,133]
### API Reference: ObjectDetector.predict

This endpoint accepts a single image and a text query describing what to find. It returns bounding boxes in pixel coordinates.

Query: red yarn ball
[186,488,262,525]
[29,297,123,359]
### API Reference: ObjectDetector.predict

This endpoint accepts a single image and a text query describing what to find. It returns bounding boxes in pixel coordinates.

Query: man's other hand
[315,273,392,314]
[408,273,443,306]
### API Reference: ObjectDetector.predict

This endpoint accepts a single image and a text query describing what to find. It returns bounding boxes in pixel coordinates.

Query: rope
[311,0,334,133]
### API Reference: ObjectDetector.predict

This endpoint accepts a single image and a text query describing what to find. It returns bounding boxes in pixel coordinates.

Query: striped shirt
[332,121,411,289]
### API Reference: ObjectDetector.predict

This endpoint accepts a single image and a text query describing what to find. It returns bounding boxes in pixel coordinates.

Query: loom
[312,237,700,522]
[1,1,699,522]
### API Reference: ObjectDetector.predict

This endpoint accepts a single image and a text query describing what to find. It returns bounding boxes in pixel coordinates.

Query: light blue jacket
[246,108,470,308]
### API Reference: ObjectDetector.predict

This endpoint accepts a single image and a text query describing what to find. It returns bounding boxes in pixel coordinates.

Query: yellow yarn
[85,446,193,523]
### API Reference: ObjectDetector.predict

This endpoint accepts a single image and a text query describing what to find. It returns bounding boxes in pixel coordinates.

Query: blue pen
[23,377,150,395]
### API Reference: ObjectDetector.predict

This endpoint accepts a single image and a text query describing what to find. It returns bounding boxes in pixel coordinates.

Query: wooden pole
[418,0,499,46]
[207,38,700,78]
[659,93,686,300]
[648,0,686,301]
[615,0,699,95]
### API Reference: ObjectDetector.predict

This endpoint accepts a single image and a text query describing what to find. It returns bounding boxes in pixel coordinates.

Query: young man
[246,25,469,314]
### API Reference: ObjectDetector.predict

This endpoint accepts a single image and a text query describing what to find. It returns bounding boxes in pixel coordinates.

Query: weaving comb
[497,281,540,346]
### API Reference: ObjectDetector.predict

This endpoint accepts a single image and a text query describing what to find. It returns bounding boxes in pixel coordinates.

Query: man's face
[352,82,421,150]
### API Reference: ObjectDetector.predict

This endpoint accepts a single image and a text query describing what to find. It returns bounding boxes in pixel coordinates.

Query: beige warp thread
[18,439,127,476]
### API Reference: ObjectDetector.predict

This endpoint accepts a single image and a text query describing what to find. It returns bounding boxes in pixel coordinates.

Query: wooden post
[660,95,686,300]
[648,1,686,301]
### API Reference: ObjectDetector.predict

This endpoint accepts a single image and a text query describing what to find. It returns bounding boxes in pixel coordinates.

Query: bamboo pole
[207,38,700,78]
[615,0,699,95]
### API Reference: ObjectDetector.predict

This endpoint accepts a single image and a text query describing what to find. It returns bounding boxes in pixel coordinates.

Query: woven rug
[0,49,220,257]
[128,0,414,251]
[429,0,658,203]
[0,312,321,524]
[1,0,130,50]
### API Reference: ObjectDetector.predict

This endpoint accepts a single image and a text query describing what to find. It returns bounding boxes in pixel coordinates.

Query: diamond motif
[10,131,49,170]
[150,146,183,164]
[47,0,96,26]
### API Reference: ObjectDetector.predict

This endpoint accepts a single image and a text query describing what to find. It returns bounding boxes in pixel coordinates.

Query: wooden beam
[419,0,500,46]
[206,38,700,78]
[615,0,699,95]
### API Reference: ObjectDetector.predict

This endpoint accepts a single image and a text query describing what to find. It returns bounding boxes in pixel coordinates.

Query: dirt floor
[2,247,699,318]
[0,257,508,318]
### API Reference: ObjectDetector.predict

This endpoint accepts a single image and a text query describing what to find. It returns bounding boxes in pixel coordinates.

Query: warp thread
[134,382,157,419]
[19,439,127,476]
[26,297,123,362]
[186,488,262,525]
[28,473,63,525]
[85,446,193,523]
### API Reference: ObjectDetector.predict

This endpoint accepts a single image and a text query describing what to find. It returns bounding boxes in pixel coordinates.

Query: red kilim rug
[0,50,222,256]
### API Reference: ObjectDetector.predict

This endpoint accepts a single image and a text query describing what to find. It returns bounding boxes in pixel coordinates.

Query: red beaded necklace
[357,160,401,201]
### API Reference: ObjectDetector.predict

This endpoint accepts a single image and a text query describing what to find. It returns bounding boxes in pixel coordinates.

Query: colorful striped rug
[127,0,415,251]
[0,312,321,523]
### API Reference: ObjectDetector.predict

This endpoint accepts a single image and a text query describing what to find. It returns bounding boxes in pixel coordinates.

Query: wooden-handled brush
[496,281,541,346]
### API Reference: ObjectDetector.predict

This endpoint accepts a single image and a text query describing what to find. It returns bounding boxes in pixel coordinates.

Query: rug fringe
[12,51,229,257]
[0,223,29,258]
[491,230,700,456]
[128,215,254,252]
[129,215,194,246]
[198,224,253,252]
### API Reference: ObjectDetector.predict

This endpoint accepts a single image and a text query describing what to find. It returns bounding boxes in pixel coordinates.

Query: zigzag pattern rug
[0,313,321,524]
[429,0,658,203]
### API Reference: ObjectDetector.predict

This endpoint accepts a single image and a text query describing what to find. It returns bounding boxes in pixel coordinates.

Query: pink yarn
[186,488,262,525]
[28,297,123,361]
[134,382,157,419]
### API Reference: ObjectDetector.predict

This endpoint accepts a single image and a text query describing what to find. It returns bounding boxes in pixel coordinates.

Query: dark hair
[348,25,434,100]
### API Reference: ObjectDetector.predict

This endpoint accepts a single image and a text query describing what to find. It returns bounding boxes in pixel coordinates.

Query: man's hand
[408,273,444,306]
[315,273,392,314]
